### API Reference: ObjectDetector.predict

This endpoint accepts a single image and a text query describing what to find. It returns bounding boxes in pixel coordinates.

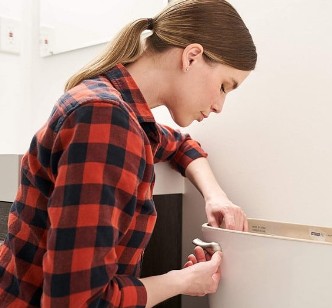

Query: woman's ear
[181,43,204,72]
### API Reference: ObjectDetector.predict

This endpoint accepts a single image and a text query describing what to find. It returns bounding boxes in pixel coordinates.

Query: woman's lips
[198,112,208,122]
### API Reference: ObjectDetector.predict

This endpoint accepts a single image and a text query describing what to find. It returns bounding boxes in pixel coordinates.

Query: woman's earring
[185,67,189,72]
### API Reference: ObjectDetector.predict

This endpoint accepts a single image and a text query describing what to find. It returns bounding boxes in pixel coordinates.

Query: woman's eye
[220,84,226,93]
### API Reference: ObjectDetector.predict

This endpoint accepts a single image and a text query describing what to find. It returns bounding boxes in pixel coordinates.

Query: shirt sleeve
[154,124,208,176]
[41,102,147,307]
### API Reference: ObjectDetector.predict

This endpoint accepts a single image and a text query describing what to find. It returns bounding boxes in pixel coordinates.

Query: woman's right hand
[178,247,222,296]
[139,246,222,307]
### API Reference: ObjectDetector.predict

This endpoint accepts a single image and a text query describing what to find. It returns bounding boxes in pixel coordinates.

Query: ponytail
[65,18,151,91]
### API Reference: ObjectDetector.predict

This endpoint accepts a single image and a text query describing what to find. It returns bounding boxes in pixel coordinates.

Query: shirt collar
[104,64,156,124]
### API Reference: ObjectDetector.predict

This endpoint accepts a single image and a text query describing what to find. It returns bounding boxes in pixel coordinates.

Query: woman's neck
[125,48,182,109]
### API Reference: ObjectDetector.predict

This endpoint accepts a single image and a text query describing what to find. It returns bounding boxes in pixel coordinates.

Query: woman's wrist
[204,189,231,205]
[139,270,185,307]
[167,269,187,295]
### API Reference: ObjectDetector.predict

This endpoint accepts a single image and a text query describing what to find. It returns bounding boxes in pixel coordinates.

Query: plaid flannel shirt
[0,64,207,307]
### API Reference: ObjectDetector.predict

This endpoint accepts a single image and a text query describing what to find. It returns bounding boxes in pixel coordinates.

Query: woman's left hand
[184,157,248,231]
[205,197,248,231]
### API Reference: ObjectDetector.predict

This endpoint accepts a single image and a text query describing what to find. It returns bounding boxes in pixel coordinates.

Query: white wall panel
[183,1,332,307]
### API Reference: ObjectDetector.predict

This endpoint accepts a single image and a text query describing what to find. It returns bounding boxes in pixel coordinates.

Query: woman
[0,0,257,307]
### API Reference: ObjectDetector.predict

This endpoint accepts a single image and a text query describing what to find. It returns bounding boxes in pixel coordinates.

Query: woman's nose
[211,97,225,113]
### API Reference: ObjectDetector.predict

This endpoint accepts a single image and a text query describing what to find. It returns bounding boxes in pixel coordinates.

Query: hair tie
[147,18,154,31]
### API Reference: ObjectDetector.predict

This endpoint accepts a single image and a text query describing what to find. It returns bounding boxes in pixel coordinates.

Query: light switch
[0,16,21,55]
[39,26,55,57]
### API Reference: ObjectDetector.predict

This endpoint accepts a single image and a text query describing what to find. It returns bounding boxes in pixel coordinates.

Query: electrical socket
[39,26,55,57]
[0,16,21,55]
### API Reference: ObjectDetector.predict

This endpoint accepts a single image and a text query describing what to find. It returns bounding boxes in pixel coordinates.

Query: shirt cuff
[171,139,208,176]
[114,275,147,307]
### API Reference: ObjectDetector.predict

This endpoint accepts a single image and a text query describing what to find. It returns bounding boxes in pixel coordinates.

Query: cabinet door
[0,201,11,243]
[141,194,182,308]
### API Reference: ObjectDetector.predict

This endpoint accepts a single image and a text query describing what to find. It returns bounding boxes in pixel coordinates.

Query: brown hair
[65,0,257,91]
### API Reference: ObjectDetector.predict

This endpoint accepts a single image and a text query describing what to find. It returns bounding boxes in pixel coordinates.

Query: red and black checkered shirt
[0,64,207,307]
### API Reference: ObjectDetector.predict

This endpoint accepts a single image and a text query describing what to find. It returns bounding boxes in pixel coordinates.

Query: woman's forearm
[139,271,182,307]
[185,157,229,202]
[185,157,248,230]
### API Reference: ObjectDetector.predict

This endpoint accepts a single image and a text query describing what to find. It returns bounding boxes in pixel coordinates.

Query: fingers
[208,215,219,228]
[206,200,248,231]
[244,217,249,232]
[184,246,213,268]
[186,247,208,264]
[181,250,223,296]
[183,260,193,268]
[205,251,223,291]
[211,251,222,267]
[212,271,221,283]
[221,208,248,231]
[192,246,212,262]
[210,252,223,285]
[193,246,206,262]
[212,252,222,281]
[187,254,197,265]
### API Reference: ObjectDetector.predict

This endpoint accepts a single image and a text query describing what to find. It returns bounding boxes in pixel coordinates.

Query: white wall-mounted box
[0,16,21,54]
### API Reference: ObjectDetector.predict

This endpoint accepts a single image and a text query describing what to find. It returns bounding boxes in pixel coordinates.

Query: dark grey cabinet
[0,201,11,243]
[141,194,183,308]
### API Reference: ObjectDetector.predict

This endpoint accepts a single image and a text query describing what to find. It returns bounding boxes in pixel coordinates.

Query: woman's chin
[170,115,192,128]
[174,119,193,128]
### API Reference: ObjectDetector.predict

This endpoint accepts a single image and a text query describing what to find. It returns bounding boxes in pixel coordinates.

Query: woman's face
[165,53,251,127]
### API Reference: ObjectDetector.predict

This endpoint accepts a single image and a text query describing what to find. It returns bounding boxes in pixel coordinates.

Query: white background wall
[40,0,168,54]
[0,0,167,154]
[1,1,332,307]
[0,0,31,153]
[182,1,332,307]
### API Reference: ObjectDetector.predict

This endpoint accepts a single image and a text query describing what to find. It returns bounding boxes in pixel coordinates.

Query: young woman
[0,0,257,307]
